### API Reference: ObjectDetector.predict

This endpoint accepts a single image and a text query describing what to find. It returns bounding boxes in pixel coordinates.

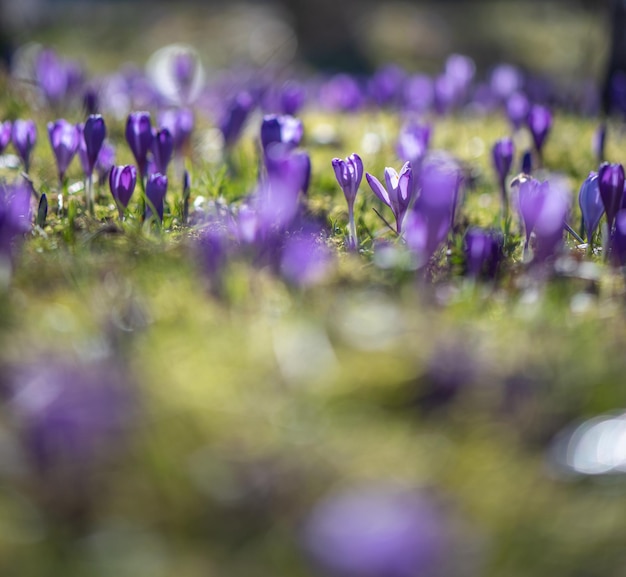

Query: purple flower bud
[526,104,552,154]
[396,122,431,167]
[83,114,107,177]
[320,74,364,112]
[303,484,448,577]
[332,153,363,208]
[125,111,154,179]
[11,119,37,172]
[0,121,11,154]
[152,128,174,175]
[260,115,303,152]
[34,49,70,107]
[598,162,625,231]
[96,141,116,180]
[83,86,99,115]
[492,137,514,185]
[506,92,530,131]
[490,64,523,101]
[219,92,254,148]
[516,177,549,245]
[172,51,196,95]
[265,145,311,197]
[0,182,32,262]
[366,162,413,233]
[611,210,626,267]
[578,172,604,243]
[109,165,137,218]
[47,119,79,182]
[465,228,502,278]
[279,81,306,116]
[158,108,194,152]
[145,173,168,222]
[521,150,533,175]
[533,182,569,263]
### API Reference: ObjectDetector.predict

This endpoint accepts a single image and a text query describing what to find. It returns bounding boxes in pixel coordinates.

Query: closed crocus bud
[516,176,548,246]
[83,114,106,177]
[158,108,194,152]
[366,162,413,234]
[47,119,79,183]
[152,128,174,175]
[397,122,431,167]
[303,484,449,577]
[492,137,514,185]
[125,111,154,179]
[11,119,37,172]
[0,121,11,154]
[219,92,254,148]
[526,104,552,155]
[109,164,137,218]
[260,114,303,152]
[145,173,168,222]
[578,172,604,244]
[0,182,32,263]
[506,91,529,131]
[521,150,533,175]
[332,153,363,249]
[611,210,626,267]
[598,162,625,231]
[465,228,502,278]
[533,181,569,263]
[280,81,306,116]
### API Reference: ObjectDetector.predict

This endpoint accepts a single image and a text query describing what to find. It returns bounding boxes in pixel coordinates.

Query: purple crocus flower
[611,210,626,267]
[521,150,533,175]
[332,153,363,248]
[578,172,604,244]
[492,137,514,185]
[598,162,625,232]
[366,162,413,234]
[219,91,255,148]
[0,121,11,154]
[279,81,306,116]
[533,181,569,263]
[0,182,32,265]
[396,122,431,168]
[465,228,502,278]
[109,165,137,218]
[260,115,303,153]
[320,74,363,112]
[34,49,70,107]
[368,64,406,108]
[152,128,174,175]
[506,92,530,131]
[265,144,311,197]
[83,114,106,177]
[490,64,523,101]
[47,119,79,183]
[492,137,515,215]
[145,173,168,222]
[526,104,552,156]
[158,108,194,153]
[125,111,154,180]
[303,483,447,577]
[96,141,116,181]
[515,176,549,247]
[11,119,37,172]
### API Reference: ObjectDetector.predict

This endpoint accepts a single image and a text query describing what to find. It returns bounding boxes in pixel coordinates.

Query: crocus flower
[158,108,194,153]
[611,210,626,267]
[492,137,515,216]
[403,74,434,113]
[145,173,168,222]
[465,228,502,278]
[279,81,306,115]
[83,114,106,177]
[506,92,530,131]
[368,64,406,108]
[109,164,137,218]
[11,119,37,172]
[219,92,254,148]
[152,128,174,175]
[303,483,447,577]
[515,176,549,247]
[260,115,303,152]
[490,64,523,101]
[598,162,625,232]
[34,49,71,107]
[521,150,533,175]
[366,162,413,234]
[125,111,154,179]
[526,104,552,157]
[578,172,604,244]
[281,233,333,287]
[320,74,364,112]
[332,153,363,248]
[0,182,32,267]
[47,119,79,183]
[532,182,569,263]
[0,121,11,154]
[396,122,431,168]
[96,141,116,181]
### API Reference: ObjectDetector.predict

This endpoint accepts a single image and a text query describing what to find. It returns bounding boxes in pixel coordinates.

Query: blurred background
[0,0,612,81]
